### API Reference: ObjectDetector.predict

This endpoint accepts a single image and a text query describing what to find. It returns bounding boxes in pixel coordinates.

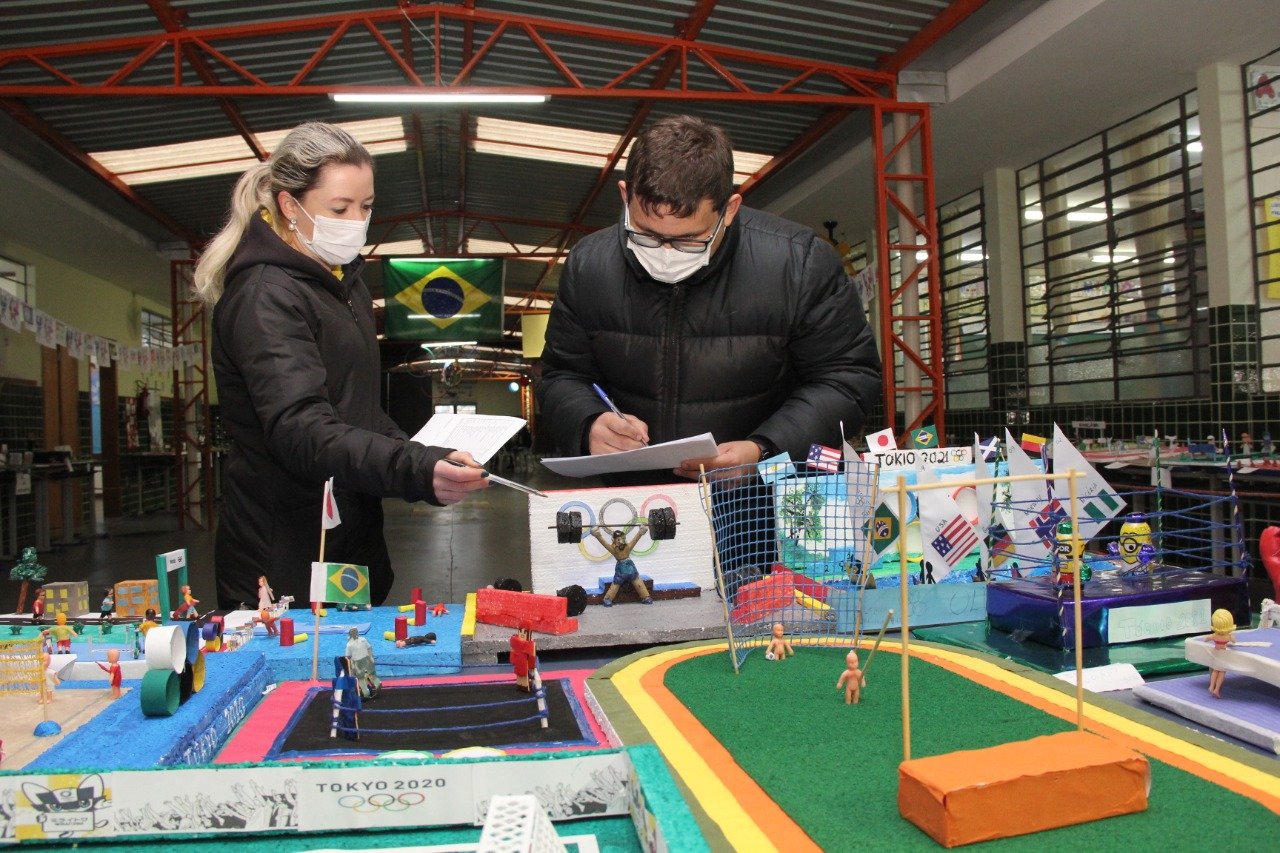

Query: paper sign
[1107,599,1210,644]
[1053,663,1145,692]
[861,445,972,468]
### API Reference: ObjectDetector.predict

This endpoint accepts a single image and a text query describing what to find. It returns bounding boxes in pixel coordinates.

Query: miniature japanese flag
[865,427,897,453]
[321,477,342,529]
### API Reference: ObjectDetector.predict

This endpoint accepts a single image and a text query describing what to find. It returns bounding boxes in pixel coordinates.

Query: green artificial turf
[664,647,1279,851]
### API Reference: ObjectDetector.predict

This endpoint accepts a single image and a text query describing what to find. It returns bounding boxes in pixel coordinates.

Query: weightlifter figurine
[593,527,653,607]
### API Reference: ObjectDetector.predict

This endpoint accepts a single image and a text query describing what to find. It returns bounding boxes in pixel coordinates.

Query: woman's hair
[193,121,373,303]
[1210,608,1235,634]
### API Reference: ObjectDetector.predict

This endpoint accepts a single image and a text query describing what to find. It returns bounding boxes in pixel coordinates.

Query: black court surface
[278,679,590,755]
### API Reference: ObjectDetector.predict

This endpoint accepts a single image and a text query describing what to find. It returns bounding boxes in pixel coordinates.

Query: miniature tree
[10,547,48,614]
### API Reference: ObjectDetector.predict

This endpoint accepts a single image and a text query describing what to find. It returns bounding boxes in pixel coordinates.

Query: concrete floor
[11,464,595,615]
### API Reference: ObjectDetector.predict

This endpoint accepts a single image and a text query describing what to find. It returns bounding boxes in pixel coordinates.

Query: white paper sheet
[410,414,525,464]
[540,432,719,477]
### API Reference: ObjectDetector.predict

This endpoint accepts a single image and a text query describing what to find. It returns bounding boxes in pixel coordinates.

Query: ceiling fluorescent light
[959,251,987,262]
[333,93,547,105]
[1067,209,1108,222]
[90,117,408,186]
[421,341,477,350]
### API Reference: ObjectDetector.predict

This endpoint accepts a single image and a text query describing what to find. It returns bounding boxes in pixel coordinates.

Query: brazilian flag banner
[383,259,504,342]
[309,562,371,605]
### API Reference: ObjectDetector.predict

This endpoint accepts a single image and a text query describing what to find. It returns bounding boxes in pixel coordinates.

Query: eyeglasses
[624,210,725,254]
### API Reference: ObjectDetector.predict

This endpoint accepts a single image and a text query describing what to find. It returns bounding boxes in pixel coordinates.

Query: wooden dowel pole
[897,474,911,762]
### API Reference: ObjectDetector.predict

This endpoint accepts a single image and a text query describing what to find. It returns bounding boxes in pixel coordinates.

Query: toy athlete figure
[44,612,77,653]
[765,622,794,660]
[836,650,866,705]
[30,588,45,624]
[257,575,274,612]
[1204,608,1236,699]
[344,627,381,699]
[96,649,122,699]
[395,632,437,648]
[509,627,537,692]
[591,527,653,607]
[173,585,199,620]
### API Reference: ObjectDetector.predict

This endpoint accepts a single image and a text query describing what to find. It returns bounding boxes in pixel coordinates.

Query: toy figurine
[836,650,866,704]
[257,575,274,611]
[592,527,653,606]
[1261,598,1280,629]
[395,632,437,648]
[173,585,199,620]
[257,608,278,637]
[99,588,114,621]
[1109,513,1156,571]
[1204,608,1236,699]
[1264,432,1274,457]
[509,627,537,692]
[765,623,794,660]
[344,626,380,699]
[38,652,59,704]
[430,602,448,617]
[135,608,161,658]
[1053,521,1090,586]
[44,612,77,653]
[1240,432,1253,456]
[30,587,45,624]
[96,649,122,699]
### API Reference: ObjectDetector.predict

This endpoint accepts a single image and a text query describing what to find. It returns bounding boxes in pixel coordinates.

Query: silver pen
[445,458,548,498]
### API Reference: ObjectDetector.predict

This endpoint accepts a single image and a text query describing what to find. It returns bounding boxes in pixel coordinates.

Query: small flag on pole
[1020,432,1047,454]
[865,427,897,452]
[310,562,370,605]
[322,477,342,530]
[976,435,999,463]
[910,425,938,448]
[807,444,842,473]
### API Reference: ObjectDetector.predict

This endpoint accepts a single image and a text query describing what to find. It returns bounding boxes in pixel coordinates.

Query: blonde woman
[196,121,488,610]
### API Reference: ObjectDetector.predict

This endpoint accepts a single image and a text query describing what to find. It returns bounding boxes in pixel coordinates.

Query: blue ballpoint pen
[592,383,648,446]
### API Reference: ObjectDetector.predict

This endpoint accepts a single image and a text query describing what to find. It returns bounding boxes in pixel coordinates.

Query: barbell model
[552,507,678,544]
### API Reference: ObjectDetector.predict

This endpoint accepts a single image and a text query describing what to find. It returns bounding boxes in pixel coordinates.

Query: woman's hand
[433,451,491,504]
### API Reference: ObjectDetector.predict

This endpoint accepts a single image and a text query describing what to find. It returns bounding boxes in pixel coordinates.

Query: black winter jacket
[212,216,450,608]
[537,206,881,483]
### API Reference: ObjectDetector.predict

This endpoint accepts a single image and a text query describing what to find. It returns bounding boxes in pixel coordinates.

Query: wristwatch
[748,435,779,462]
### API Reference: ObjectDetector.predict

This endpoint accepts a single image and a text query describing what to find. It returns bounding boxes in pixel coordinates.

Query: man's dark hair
[625,114,734,217]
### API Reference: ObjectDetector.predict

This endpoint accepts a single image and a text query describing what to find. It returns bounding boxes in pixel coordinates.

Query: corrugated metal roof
[0,0,970,348]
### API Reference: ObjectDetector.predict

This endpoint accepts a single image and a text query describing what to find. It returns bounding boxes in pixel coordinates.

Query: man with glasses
[538,114,881,485]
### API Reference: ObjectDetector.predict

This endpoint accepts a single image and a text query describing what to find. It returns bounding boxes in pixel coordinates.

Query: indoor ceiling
[0,0,1005,371]
[5,1,1275,379]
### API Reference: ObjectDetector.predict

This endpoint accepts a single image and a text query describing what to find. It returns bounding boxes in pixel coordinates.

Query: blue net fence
[700,461,1247,671]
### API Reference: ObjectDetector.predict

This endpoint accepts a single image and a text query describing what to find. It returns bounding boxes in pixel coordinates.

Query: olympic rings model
[336,792,426,812]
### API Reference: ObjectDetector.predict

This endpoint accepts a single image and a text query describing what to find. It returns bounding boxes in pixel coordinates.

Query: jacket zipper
[660,282,683,440]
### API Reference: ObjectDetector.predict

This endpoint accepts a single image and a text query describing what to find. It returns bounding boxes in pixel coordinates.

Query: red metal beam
[878,0,990,74]
[0,97,199,246]
[738,108,848,197]
[0,4,894,102]
[144,0,266,160]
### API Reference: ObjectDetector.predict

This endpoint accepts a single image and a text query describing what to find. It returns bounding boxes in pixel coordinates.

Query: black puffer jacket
[212,215,450,608]
[538,206,881,483]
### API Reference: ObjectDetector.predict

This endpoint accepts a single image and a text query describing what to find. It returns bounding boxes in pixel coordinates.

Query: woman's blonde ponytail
[193,161,272,304]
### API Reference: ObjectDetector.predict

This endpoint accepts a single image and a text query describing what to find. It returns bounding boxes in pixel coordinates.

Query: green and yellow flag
[310,562,370,605]
[383,259,504,341]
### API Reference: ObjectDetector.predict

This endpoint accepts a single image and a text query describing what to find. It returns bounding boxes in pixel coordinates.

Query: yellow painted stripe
[461,592,477,637]
[613,642,786,852]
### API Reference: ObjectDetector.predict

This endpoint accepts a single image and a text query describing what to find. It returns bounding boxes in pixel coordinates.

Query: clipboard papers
[541,433,718,477]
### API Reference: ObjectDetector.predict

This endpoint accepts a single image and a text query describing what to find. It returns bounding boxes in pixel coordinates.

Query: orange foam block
[898,731,1149,848]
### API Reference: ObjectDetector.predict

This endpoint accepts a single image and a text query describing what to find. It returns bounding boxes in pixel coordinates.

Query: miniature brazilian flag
[868,502,900,554]
[310,562,370,605]
[910,425,938,448]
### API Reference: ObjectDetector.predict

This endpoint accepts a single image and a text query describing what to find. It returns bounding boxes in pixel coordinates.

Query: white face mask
[293,202,369,266]
[625,211,720,284]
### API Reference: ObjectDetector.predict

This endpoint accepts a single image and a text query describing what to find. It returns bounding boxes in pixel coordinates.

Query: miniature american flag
[806,444,841,472]
[930,517,978,568]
